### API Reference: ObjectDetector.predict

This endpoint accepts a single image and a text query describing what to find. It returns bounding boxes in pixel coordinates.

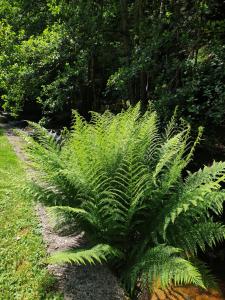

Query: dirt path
[4,124,126,300]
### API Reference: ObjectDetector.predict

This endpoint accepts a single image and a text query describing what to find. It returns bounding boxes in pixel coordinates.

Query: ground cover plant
[23,103,225,297]
[0,129,62,300]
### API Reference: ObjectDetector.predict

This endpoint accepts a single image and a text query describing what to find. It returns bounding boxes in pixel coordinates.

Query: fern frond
[185,126,204,164]
[168,220,225,255]
[185,161,225,191]
[164,106,179,140]
[52,206,88,218]
[27,121,61,152]
[126,245,204,293]
[49,244,123,265]
[163,162,225,231]
[190,258,218,289]
[152,130,187,184]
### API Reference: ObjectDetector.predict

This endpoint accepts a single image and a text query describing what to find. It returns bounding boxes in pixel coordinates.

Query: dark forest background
[1,0,225,145]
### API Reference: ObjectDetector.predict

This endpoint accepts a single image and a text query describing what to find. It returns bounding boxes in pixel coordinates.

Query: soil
[2,122,126,300]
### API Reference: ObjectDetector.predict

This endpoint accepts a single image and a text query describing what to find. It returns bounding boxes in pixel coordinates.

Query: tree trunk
[120,0,134,103]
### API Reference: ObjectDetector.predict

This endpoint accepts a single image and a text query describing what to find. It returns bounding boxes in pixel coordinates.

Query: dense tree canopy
[0,0,225,130]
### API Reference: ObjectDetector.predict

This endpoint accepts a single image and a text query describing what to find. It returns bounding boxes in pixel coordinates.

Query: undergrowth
[22,103,225,297]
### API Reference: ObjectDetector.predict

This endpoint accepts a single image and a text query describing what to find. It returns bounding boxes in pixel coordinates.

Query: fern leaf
[126,245,205,293]
[49,244,123,265]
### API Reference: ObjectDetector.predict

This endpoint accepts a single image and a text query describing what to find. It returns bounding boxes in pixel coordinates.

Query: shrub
[23,103,225,296]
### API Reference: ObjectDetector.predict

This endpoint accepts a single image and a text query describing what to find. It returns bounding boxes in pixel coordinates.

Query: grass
[0,129,62,300]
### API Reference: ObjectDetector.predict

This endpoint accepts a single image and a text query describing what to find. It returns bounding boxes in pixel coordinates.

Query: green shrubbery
[23,104,225,296]
[1,0,225,134]
[155,44,225,131]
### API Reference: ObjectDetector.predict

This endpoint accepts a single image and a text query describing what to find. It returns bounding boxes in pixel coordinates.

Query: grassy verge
[0,129,62,300]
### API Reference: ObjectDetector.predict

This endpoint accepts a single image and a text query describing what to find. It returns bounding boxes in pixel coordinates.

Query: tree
[0,0,225,135]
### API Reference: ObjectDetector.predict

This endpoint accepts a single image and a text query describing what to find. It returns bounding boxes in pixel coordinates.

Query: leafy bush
[155,43,225,132]
[23,103,225,296]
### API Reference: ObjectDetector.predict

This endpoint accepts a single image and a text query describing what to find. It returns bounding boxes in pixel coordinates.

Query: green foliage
[23,104,225,295]
[0,130,62,299]
[127,245,204,293]
[1,22,67,116]
[1,0,225,132]
[49,244,123,265]
[156,43,225,131]
[0,0,114,118]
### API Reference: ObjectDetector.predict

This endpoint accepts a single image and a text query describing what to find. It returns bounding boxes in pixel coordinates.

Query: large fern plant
[23,103,225,296]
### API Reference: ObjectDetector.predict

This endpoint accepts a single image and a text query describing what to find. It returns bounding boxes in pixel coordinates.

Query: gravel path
[2,122,126,300]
